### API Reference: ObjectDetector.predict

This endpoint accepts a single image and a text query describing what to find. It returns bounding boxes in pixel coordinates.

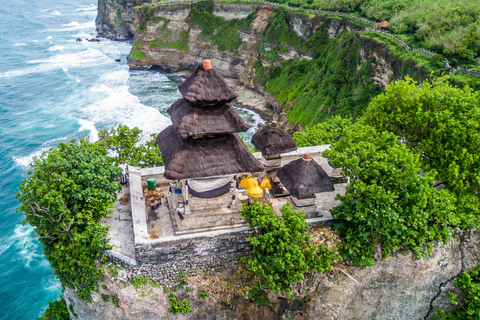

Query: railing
[147,0,478,76]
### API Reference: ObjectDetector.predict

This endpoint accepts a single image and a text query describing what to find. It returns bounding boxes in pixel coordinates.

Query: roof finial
[303,152,311,161]
[271,121,278,128]
[203,60,212,69]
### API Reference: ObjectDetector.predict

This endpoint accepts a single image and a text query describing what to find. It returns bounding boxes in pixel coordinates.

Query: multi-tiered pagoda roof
[157,61,264,180]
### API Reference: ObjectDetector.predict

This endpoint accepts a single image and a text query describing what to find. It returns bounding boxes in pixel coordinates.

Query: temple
[277,152,335,218]
[156,60,264,235]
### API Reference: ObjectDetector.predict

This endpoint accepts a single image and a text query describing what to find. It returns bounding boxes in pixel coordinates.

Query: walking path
[148,0,479,76]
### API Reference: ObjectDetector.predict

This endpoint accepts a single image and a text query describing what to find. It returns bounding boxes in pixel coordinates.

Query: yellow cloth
[240,177,258,189]
[260,177,272,190]
[247,186,263,197]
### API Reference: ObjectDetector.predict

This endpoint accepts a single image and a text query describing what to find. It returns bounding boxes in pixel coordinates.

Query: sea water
[0,1,263,318]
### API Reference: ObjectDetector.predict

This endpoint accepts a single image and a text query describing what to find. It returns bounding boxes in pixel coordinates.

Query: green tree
[293,115,353,147]
[239,200,340,295]
[98,124,163,168]
[361,77,480,227]
[38,295,70,320]
[324,124,456,267]
[17,139,122,301]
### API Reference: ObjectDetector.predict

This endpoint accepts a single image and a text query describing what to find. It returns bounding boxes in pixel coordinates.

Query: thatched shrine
[277,153,334,217]
[251,121,297,167]
[156,60,264,234]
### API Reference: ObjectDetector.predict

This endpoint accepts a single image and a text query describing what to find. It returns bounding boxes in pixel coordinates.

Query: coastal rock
[65,230,480,319]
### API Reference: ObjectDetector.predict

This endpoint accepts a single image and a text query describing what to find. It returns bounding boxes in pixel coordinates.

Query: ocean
[0,1,262,318]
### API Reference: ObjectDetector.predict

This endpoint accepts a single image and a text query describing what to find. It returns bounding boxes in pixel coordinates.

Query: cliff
[96,1,424,126]
[65,228,480,319]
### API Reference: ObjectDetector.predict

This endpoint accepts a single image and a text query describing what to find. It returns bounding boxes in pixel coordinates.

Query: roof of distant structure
[178,63,238,106]
[156,126,264,180]
[168,98,250,139]
[251,122,297,156]
[375,21,390,27]
[277,153,334,197]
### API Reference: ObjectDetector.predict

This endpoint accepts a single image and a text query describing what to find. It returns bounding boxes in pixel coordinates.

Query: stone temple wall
[108,219,332,287]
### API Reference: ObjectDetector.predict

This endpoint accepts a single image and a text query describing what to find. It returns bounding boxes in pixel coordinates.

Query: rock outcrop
[65,229,480,319]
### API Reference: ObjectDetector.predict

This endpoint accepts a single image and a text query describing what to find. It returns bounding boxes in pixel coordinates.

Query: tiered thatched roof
[178,63,238,106]
[277,153,334,197]
[157,126,264,180]
[251,121,297,156]
[168,98,250,139]
[156,60,263,180]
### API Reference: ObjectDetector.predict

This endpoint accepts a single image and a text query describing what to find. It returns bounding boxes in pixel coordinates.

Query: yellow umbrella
[240,177,258,189]
[247,185,263,198]
[260,177,271,190]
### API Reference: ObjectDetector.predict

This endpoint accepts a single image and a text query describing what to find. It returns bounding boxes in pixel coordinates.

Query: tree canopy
[98,124,163,168]
[239,200,339,295]
[324,124,456,267]
[17,139,122,301]
[362,77,480,227]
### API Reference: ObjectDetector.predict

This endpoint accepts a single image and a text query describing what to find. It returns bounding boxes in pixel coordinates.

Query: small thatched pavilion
[156,60,264,234]
[251,121,297,167]
[277,152,334,217]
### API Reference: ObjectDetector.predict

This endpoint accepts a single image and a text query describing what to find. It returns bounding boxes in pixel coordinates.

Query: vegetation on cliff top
[266,0,480,65]
[325,123,456,267]
[239,200,340,295]
[187,3,256,55]
[17,140,121,302]
[256,27,384,125]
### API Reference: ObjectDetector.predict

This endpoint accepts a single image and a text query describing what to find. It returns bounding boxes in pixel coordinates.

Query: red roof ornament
[375,21,390,28]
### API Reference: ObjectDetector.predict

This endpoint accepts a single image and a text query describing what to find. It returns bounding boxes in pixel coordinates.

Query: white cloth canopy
[188,176,232,193]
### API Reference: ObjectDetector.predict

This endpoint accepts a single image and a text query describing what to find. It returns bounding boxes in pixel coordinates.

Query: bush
[324,124,456,267]
[17,139,121,301]
[38,295,70,320]
[239,200,340,295]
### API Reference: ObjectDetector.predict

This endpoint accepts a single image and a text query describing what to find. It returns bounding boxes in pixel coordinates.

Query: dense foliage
[239,200,340,295]
[434,264,480,319]
[17,140,122,301]
[256,25,383,125]
[324,124,456,267]
[265,0,480,64]
[293,115,353,147]
[188,4,255,55]
[38,295,70,320]
[98,124,163,168]
[362,77,480,228]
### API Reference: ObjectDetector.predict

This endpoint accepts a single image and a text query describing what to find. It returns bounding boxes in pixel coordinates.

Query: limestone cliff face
[65,229,480,319]
[96,0,147,40]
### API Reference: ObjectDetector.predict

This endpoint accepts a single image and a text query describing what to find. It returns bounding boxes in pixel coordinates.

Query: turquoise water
[0,1,262,318]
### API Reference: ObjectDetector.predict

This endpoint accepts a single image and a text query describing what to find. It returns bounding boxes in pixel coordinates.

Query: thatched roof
[277,153,334,197]
[156,126,264,180]
[168,98,250,139]
[178,64,238,106]
[251,122,297,156]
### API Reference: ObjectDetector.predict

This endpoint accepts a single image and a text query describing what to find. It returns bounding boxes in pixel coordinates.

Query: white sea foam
[13,43,27,47]
[46,36,53,40]
[48,45,64,52]
[62,67,68,72]
[40,8,51,12]
[77,119,98,142]
[51,20,95,32]
[83,70,172,141]
[75,4,97,11]
[51,10,61,16]
[0,48,109,78]
[0,244,9,256]
[10,225,42,268]
[12,148,48,169]
[63,21,79,27]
